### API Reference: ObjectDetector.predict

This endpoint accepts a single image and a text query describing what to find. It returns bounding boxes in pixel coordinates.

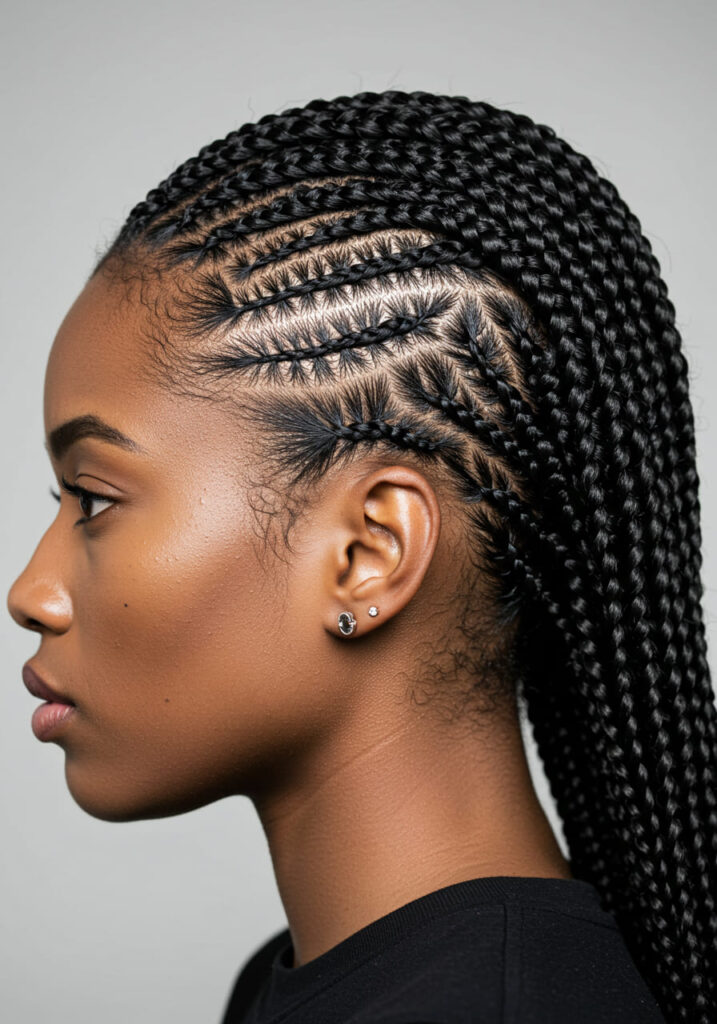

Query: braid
[100,90,717,1021]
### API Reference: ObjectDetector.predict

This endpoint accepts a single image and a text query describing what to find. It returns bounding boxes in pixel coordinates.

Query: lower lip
[31,702,77,741]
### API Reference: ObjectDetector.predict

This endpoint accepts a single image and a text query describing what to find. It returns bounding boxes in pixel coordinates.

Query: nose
[7,528,72,635]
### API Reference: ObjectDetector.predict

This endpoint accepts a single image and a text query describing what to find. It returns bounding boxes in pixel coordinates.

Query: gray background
[1,1,715,1021]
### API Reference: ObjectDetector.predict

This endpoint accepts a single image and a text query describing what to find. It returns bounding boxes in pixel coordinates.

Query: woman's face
[7,268,340,821]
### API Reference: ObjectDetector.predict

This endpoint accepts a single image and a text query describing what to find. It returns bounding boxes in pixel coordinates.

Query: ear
[322,464,441,639]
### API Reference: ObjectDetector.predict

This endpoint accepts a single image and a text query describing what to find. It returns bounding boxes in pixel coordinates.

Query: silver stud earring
[338,611,357,636]
[368,606,379,617]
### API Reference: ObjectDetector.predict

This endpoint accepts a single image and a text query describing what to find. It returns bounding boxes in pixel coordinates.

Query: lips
[22,663,75,705]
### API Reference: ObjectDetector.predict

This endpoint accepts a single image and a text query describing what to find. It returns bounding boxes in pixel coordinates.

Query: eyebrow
[45,415,144,461]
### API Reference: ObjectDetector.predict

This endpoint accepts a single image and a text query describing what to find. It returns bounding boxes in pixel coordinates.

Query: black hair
[97,90,716,1022]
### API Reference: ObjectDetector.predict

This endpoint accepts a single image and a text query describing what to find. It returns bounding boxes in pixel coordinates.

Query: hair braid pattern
[100,90,717,1022]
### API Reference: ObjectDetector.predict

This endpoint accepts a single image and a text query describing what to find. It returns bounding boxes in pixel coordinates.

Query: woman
[7,90,714,1023]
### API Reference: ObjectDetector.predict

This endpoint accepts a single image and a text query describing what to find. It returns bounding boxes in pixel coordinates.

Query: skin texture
[7,267,572,967]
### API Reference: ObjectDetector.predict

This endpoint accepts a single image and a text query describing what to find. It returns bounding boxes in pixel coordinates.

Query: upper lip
[22,664,75,705]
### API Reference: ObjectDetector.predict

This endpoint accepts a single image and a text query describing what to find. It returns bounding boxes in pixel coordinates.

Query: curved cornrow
[159,181,507,266]
[102,90,717,1022]
[188,295,456,388]
[181,241,483,334]
[113,91,502,241]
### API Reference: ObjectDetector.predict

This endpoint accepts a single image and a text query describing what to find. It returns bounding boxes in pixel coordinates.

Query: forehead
[46,270,153,429]
[44,268,242,465]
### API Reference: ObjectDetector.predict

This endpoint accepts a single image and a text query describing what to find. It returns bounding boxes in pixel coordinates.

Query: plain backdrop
[2,1,715,1021]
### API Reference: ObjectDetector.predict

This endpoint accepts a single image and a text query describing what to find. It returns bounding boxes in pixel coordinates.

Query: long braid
[100,90,717,1021]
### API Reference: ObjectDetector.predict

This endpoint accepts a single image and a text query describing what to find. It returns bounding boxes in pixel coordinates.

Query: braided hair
[96,90,717,1022]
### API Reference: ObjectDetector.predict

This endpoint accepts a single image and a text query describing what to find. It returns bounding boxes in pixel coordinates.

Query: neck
[252,695,571,967]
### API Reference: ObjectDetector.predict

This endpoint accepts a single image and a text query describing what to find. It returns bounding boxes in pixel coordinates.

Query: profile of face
[7,265,461,824]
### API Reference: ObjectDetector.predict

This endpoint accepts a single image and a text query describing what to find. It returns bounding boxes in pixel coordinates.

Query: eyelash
[50,475,116,526]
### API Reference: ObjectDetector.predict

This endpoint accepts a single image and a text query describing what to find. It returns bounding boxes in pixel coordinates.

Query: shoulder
[219,896,666,1024]
[220,926,290,1021]
[503,900,666,1023]
[346,900,666,1024]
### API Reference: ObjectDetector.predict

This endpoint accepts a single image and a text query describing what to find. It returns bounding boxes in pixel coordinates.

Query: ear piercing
[338,611,356,635]
[337,607,379,636]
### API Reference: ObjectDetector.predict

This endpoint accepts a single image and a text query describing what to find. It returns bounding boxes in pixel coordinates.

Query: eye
[50,477,116,524]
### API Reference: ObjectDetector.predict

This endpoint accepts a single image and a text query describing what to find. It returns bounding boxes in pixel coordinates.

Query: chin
[63,758,226,823]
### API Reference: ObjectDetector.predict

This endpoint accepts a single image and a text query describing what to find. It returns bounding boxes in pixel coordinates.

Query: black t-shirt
[219,875,666,1023]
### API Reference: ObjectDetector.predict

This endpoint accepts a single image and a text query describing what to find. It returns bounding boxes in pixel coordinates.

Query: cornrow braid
[187,294,456,388]
[112,90,506,242]
[100,90,717,1022]
[181,241,480,333]
[157,180,504,265]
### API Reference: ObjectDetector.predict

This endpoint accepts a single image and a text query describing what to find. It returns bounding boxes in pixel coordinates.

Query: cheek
[63,499,316,818]
[76,502,279,711]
